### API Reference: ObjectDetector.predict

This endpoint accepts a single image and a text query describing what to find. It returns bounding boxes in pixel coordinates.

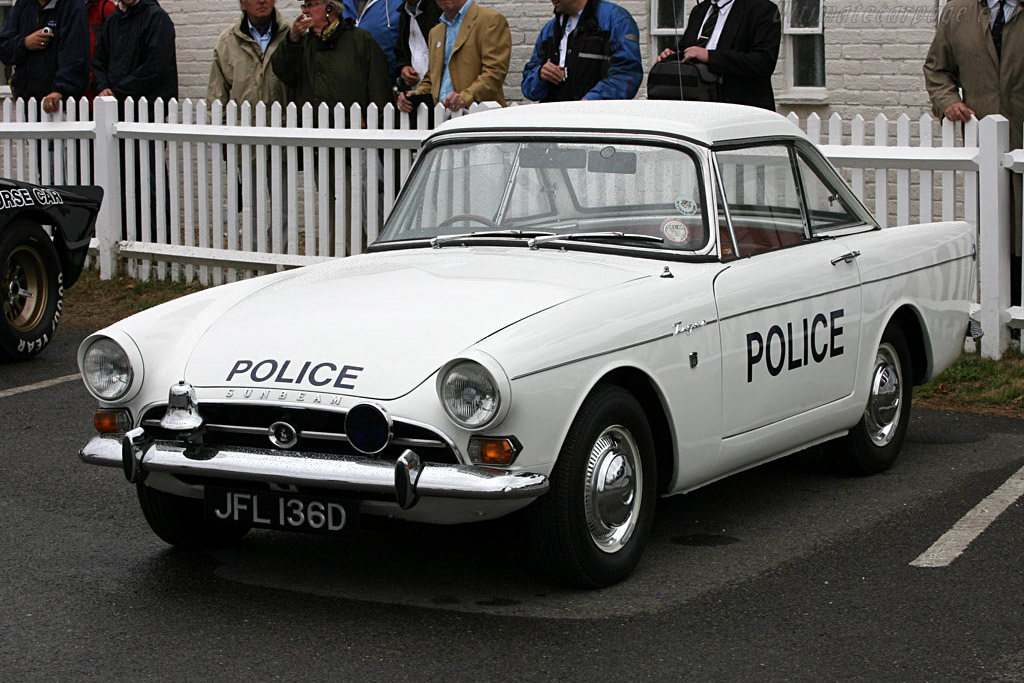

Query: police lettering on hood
[226,359,364,390]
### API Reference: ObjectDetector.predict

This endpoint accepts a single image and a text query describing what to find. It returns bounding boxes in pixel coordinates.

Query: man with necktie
[654,0,780,111]
[925,0,1023,304]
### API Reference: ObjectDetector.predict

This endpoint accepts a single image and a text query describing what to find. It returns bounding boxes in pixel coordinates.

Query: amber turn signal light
[94,409,131,434]
[468,436,522,466]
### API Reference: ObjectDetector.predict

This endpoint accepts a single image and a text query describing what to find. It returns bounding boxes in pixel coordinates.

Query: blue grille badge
[345,403,393,455]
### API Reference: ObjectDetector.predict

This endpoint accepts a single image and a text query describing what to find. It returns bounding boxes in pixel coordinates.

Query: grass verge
[63,268,207,331]
[916,348,1024,418]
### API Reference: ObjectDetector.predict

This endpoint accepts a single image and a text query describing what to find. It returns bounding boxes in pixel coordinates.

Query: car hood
[182,249,652,399]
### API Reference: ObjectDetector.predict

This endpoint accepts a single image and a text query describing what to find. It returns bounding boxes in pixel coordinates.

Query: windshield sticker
[661,219,690,244]
[674,195,698,215]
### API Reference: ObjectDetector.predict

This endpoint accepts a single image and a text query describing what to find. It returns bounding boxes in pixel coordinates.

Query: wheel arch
[885,304,929,385]
[595,366,674,496]
[1,210,72,282]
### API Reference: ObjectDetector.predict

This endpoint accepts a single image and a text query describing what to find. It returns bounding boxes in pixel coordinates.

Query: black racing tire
[529,384,657,588]
[837,324,913,475]
[136,483,250,549]
[0,220,63,361]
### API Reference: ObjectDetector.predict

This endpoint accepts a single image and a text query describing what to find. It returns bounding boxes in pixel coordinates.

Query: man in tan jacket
[397,0,510,112]
[208,0,291,108]
[924,0,1023,302]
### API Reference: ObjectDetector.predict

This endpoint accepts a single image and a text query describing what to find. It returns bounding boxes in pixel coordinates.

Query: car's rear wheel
[0,220,62,361]
[838,324,912,475]
[137,483,250,549]
[530,384,656,588]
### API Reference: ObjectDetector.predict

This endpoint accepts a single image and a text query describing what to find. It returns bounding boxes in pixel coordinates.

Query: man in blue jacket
[342,0,402,81]
[0,0,90,113]
[521,0,642,102]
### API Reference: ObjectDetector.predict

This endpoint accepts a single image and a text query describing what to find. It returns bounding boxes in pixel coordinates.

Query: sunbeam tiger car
[78,101,977,588]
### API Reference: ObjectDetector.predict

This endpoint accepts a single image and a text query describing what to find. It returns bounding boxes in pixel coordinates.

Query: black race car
[1,179,102,361]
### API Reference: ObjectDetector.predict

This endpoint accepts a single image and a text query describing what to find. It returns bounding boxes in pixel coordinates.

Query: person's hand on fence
[442,92,466,112]
[944,102,976,123]
[42,92,62,114]
[25,28,52,51]
[97,88,114,97]
[397,90,412,113]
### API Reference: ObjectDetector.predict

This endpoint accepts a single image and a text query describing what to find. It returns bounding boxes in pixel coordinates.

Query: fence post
[978,115,1012,359]
[92,96,121,280]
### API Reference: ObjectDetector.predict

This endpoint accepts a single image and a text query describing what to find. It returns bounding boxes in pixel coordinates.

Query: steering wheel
[437,213,498,228]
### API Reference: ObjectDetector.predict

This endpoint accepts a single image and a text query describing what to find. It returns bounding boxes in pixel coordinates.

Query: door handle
[830,250,860,266]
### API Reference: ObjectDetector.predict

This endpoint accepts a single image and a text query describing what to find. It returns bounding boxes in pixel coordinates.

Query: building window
[650,0,688,56]
[784,0,825,89]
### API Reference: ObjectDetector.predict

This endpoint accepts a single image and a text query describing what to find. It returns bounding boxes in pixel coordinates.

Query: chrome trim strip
[79,436,547,501]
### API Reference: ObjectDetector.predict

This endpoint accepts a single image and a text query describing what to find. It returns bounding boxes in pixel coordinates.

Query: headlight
[82,337,134,400]
[438,359,506,430]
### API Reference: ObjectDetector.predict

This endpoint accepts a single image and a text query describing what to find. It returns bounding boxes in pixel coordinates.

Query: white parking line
[0,373,81,399]
[911,462,1024,568]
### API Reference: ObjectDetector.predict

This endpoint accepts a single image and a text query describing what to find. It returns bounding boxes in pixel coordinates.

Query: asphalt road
[2,323,1023,681]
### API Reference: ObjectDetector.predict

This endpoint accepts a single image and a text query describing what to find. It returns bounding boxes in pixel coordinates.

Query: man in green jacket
[271,0,393,254]
[208,0,291,109]
[271,0,392,122]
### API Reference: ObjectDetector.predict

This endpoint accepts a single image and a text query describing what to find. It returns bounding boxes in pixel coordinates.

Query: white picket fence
[0,96,1019,359]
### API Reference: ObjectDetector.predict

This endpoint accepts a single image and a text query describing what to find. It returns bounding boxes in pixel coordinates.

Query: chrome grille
[139,403,459,464]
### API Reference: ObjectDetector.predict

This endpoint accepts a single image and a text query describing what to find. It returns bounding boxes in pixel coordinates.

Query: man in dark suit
[656,0,781,111]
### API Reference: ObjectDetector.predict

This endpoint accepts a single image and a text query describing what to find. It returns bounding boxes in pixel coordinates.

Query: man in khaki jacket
[397,0,510,112]
[924,0,1023,301]
[208,0,291,108]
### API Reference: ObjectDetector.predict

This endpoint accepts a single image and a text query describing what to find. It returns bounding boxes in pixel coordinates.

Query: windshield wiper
[430,230,556,248]
[528,232,664,249]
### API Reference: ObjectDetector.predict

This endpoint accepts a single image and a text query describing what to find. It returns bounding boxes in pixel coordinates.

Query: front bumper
[80,433,549,510]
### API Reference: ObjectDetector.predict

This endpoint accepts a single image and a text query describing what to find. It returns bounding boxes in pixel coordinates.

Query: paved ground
[2,323,1023,681]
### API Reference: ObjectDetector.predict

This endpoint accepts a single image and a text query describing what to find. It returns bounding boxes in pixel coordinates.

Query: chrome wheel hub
[583,425,642,554]
[3,247,44,332]
[864,343,902,447]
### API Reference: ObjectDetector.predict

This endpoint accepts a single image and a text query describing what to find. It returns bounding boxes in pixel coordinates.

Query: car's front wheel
[530,384,656,588]
[0,220,63,361]
[137,483,250,549]
[838,324,913,475]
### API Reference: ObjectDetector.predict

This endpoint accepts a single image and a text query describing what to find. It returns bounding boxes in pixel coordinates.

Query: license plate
[204,487,356,534]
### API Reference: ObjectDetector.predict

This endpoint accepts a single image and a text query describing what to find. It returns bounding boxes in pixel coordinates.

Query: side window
[715,144,805,257]
[796,153,861,235]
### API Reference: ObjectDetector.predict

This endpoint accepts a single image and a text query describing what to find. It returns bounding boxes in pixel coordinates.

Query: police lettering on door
[746,309,844,382]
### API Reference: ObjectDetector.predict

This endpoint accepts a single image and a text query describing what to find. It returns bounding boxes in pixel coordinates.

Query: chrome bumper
[80,432,549,510]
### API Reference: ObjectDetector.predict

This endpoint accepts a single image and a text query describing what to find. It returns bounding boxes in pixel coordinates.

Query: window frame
[783,0,826,93]
[649,0,689,59]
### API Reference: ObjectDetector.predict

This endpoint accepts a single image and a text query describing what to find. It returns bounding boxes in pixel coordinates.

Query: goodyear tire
[530,384,657,588]
[838,324,913,475]
[137,483,250,549]
[0,220,63,361]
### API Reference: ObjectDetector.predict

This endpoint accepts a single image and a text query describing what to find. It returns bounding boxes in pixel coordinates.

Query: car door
[711,141,866,472]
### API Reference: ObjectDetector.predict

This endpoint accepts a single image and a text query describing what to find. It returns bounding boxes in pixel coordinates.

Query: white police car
[78,102,977,587]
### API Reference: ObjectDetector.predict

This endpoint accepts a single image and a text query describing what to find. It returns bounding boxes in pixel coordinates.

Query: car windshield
[377,139,709,252]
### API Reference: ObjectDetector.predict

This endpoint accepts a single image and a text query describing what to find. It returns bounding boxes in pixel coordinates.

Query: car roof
[430,101,809,147]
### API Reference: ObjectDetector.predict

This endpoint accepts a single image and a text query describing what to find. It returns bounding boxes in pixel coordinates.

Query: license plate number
[204,487,355,534]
